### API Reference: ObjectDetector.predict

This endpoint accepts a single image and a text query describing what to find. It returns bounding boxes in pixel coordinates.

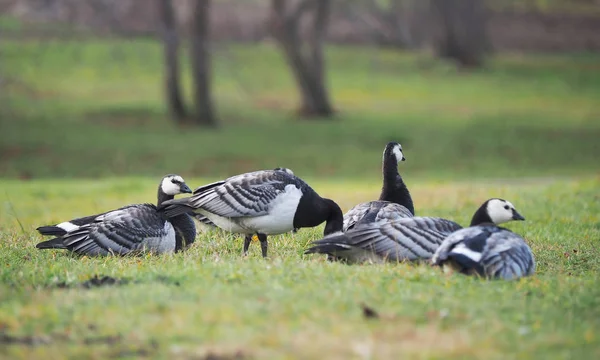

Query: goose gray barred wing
[306,216,463,263]
[343,201,413,232]
[192,213,216,227]
[161,170,302,219]
[60,204,175,256]
[432,225,535,280]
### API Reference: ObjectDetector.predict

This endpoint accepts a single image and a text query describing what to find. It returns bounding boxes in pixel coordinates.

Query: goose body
[343,142,414,232]
[159,169,343,257]
[432,199,534,280]
[306,198,531,275]
[36,175,196,256]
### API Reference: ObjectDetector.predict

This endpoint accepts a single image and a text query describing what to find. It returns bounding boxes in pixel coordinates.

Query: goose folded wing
[186,173,293,218]
[343,202,372,231]
[477,230,536,279]
[192,213,216,227]
[311,217,462,261]
[62,204,170,256]
[431,226,483,264]
[346,217,462,261]
[371,202,414,222]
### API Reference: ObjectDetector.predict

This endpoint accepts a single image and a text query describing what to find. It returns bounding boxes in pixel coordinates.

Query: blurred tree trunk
[158,0,187,123]
[189,0,217,127]
[431,0,489,68]
[270,0,333,117]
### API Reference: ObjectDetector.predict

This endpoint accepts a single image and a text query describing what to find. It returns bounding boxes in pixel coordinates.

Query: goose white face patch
[383,143,405,163]
[393,144,405,163]
[487,199,517,225]
[161,175,185,195]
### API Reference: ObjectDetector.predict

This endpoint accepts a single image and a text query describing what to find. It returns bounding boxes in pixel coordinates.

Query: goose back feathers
[36,174,195,256]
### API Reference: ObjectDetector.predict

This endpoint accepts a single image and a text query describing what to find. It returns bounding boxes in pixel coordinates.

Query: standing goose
[432,199,533,280]
[35,174,196,255]
[343,142,414,232]
[305,198,528,268]
[158,169,344,258]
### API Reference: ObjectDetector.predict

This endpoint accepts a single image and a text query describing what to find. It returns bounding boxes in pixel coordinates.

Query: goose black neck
[379,157,414,215]
[322,198,344,235]
[157,189,174,207]
[470,202,493,226]
[293,195,343,235]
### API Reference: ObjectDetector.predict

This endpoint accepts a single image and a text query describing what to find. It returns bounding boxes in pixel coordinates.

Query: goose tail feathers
[36,237,67,250]
[158,198,196,218]
[36,226,67,236]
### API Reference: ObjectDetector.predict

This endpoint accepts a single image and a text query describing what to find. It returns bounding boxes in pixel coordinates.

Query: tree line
[160,0,489,127]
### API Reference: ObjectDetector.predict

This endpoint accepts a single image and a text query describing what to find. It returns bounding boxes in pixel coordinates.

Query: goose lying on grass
[305,198,532,279]
[158,169,344,258]
[432,199,534,280]
[343,141,414,232]
[36,174,196,255]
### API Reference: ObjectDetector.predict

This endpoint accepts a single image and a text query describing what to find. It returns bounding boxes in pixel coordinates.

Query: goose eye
[504,205,509,210]
[171,179,180,184]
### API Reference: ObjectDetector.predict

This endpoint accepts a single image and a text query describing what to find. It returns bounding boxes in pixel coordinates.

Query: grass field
[1,32,600,359]
[1,176,600,359]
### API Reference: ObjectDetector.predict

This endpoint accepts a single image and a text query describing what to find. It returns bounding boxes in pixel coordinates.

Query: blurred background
[0,0,598,181]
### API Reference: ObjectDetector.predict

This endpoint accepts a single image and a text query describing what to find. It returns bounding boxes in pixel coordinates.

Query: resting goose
[35,174,196,255]
[432,199,533,280]
[158,169,344,258]
[343,142,414,232]
[305,198,528,269]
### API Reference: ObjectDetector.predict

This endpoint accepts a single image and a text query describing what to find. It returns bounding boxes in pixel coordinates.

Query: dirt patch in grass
[52,275,130,289]
[49,274,183,289]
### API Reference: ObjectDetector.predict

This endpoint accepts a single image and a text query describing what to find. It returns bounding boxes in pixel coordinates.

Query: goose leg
[258,233,268,258]
[243,234,253,256]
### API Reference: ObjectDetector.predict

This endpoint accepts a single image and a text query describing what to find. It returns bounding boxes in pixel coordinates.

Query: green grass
[1,29,600,358]
[1,176,599,359]
[1,39,599,179]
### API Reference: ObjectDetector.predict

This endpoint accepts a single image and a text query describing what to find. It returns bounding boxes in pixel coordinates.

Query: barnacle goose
[158,169,344,257]
[35,174,196,255]
[432,199,534,280]
[343,142,414,232]
[305,198,529,270]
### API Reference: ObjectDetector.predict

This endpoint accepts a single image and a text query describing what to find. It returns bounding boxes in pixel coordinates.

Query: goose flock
[35,142,535,280]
